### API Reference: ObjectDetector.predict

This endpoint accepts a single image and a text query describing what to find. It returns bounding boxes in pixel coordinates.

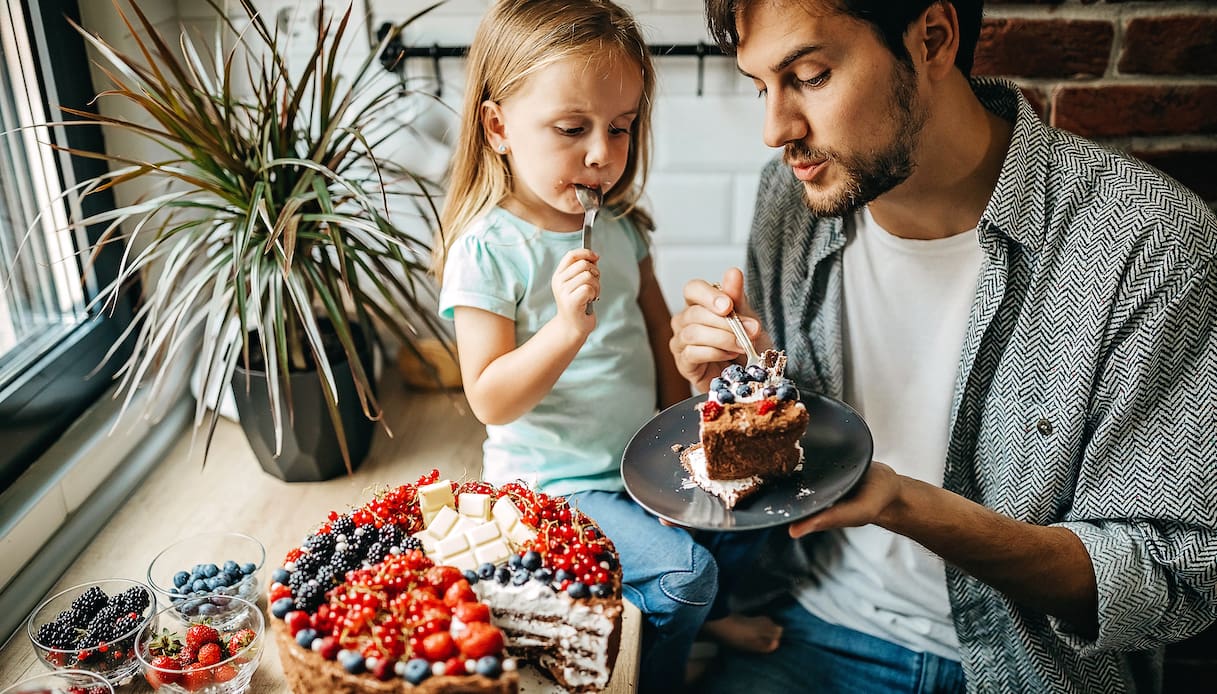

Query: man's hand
[788,461,1100,634]
[788,462,903,538]
[670,267,771,392]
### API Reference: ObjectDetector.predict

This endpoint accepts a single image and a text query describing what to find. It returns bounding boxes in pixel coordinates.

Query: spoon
[574,185,602,315]
[712,282,762,367]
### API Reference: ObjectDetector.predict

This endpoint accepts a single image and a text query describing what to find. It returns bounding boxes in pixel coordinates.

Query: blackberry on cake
[267,470,625,693]
[680,349,810,508]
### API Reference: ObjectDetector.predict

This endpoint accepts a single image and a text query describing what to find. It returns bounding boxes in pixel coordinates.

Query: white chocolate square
[491,497,523,530]
[458,493,491,519]
[427,505,461,537]
[418,532,438,553]
[442,550,478,573]
[419,480,456,512]
[506,519,537,545]
[472,539,513,566]
[450,516,478,538]
[465,520,502,546]
[435,533,470,557]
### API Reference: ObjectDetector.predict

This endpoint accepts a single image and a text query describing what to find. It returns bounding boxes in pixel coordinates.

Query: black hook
[696,41,706,97]
[430,43,443,98]
[377,22,405,74]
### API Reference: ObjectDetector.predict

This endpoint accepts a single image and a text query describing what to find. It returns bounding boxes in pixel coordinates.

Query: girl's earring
[497,144,508,154]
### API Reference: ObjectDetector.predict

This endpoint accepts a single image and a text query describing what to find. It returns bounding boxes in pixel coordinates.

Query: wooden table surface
[0,372,640,692]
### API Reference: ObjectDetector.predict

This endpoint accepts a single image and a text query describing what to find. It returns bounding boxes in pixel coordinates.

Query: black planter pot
[230,327,376,482]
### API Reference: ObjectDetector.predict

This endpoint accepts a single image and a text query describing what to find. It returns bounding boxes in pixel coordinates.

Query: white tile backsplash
[646,173,734,244]
[653,96,772,171]
[653,245,749,311]
[732,173,762,244]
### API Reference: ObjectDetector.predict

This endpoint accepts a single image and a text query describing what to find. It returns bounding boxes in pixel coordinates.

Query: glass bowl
[146,532,264,628]
[25,578,157,686]
[0,669,114,694]
[135,596,265,694]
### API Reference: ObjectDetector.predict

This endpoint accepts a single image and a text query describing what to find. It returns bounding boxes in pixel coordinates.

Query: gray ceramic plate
[622,392,873,531]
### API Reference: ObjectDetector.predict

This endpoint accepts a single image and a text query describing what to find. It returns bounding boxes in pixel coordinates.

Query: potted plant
[49,0,452,480]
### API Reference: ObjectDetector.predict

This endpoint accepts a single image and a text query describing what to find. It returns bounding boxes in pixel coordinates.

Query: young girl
[434,1,779,689]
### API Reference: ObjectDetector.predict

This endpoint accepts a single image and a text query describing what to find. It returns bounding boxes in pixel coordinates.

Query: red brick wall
[975,1,1217,207]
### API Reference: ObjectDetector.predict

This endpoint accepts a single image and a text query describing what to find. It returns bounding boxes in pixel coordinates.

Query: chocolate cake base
[699,400,809,480]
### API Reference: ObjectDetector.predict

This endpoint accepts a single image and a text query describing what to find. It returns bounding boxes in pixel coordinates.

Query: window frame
[0,0,133,492]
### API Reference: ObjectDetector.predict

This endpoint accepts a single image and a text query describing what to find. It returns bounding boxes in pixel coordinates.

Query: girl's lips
[791,160,827,182]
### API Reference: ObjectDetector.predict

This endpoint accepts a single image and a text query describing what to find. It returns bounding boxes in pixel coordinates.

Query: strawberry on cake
[267,470,623,693]
[680,350,810,508]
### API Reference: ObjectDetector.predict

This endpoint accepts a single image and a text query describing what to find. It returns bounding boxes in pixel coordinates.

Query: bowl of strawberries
[134,595,264,693]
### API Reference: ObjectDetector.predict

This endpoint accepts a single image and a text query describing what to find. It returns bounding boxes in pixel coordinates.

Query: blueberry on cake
[680,350,810,508]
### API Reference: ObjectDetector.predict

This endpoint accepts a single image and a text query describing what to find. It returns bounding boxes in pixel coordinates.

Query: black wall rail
[376,24,729,97]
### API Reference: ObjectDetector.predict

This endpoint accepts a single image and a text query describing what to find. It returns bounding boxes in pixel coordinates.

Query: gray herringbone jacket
[748,80,1217,693]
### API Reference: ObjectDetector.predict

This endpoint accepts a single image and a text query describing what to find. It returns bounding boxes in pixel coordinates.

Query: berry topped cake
[267,470,623,693]
[681,350,810,508]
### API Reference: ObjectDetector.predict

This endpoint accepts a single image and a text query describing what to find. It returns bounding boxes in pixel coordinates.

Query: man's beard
[785,62,927,218]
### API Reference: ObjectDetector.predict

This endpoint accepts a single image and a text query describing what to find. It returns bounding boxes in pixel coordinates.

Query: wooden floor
[0,370,640,692]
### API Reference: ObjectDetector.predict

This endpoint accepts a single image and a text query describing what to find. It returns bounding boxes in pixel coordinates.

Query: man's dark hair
[705,0,984,77]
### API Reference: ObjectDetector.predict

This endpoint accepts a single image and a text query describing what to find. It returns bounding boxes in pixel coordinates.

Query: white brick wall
[366,0,776,308]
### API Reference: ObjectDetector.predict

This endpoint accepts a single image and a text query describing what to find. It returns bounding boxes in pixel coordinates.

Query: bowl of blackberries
[0,669,114,694]
[146,532,264,629]
[25,578,156,686]
[135,595,265,693]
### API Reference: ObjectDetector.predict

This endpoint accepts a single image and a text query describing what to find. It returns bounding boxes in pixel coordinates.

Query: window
[0,0,86,373]
[0,0,131,492]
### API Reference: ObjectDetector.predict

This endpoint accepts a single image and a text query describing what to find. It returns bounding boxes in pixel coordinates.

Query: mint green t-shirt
[438,207,656,495]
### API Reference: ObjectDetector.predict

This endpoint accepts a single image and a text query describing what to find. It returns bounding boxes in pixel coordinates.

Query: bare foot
[702,613,782,653]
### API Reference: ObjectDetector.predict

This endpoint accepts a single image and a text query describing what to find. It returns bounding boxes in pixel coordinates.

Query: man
[669,1,1217,692]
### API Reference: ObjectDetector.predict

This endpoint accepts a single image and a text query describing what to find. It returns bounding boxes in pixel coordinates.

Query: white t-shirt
[792,206,982,661]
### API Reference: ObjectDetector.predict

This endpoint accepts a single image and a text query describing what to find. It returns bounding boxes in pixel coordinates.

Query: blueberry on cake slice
[680,350,810,509]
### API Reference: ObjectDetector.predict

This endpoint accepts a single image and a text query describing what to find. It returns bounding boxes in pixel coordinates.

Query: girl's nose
[585,132,611,168]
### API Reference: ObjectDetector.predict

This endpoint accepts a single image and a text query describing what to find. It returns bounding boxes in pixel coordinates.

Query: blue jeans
[567,490,770,694]
[703,600,966,694]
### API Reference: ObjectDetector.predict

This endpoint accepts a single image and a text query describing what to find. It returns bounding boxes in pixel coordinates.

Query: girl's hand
[552,248,600,335]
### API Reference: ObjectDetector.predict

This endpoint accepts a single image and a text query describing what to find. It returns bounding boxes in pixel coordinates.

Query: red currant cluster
[359,485,422,534]
[456,479,498,496]
[310,550,436,657]
[280,549,507,675]
[524,497,616,591]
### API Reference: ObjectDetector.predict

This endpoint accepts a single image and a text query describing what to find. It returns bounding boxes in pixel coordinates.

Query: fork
[574,185,601,315]
[713,282,762,367]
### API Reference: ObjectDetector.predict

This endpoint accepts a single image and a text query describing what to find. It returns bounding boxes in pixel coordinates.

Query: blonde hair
[434,0,656,276]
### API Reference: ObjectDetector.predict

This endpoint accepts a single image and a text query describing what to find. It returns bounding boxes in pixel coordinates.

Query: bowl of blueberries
[146,532,264,629]
[25,578,156,687]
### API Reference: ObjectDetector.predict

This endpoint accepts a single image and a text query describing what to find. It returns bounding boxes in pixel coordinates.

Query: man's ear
[481,100,508,148]
[915,1,961,80]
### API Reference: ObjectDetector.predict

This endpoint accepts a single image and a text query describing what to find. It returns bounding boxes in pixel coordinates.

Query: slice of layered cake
[680,350,810,508]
